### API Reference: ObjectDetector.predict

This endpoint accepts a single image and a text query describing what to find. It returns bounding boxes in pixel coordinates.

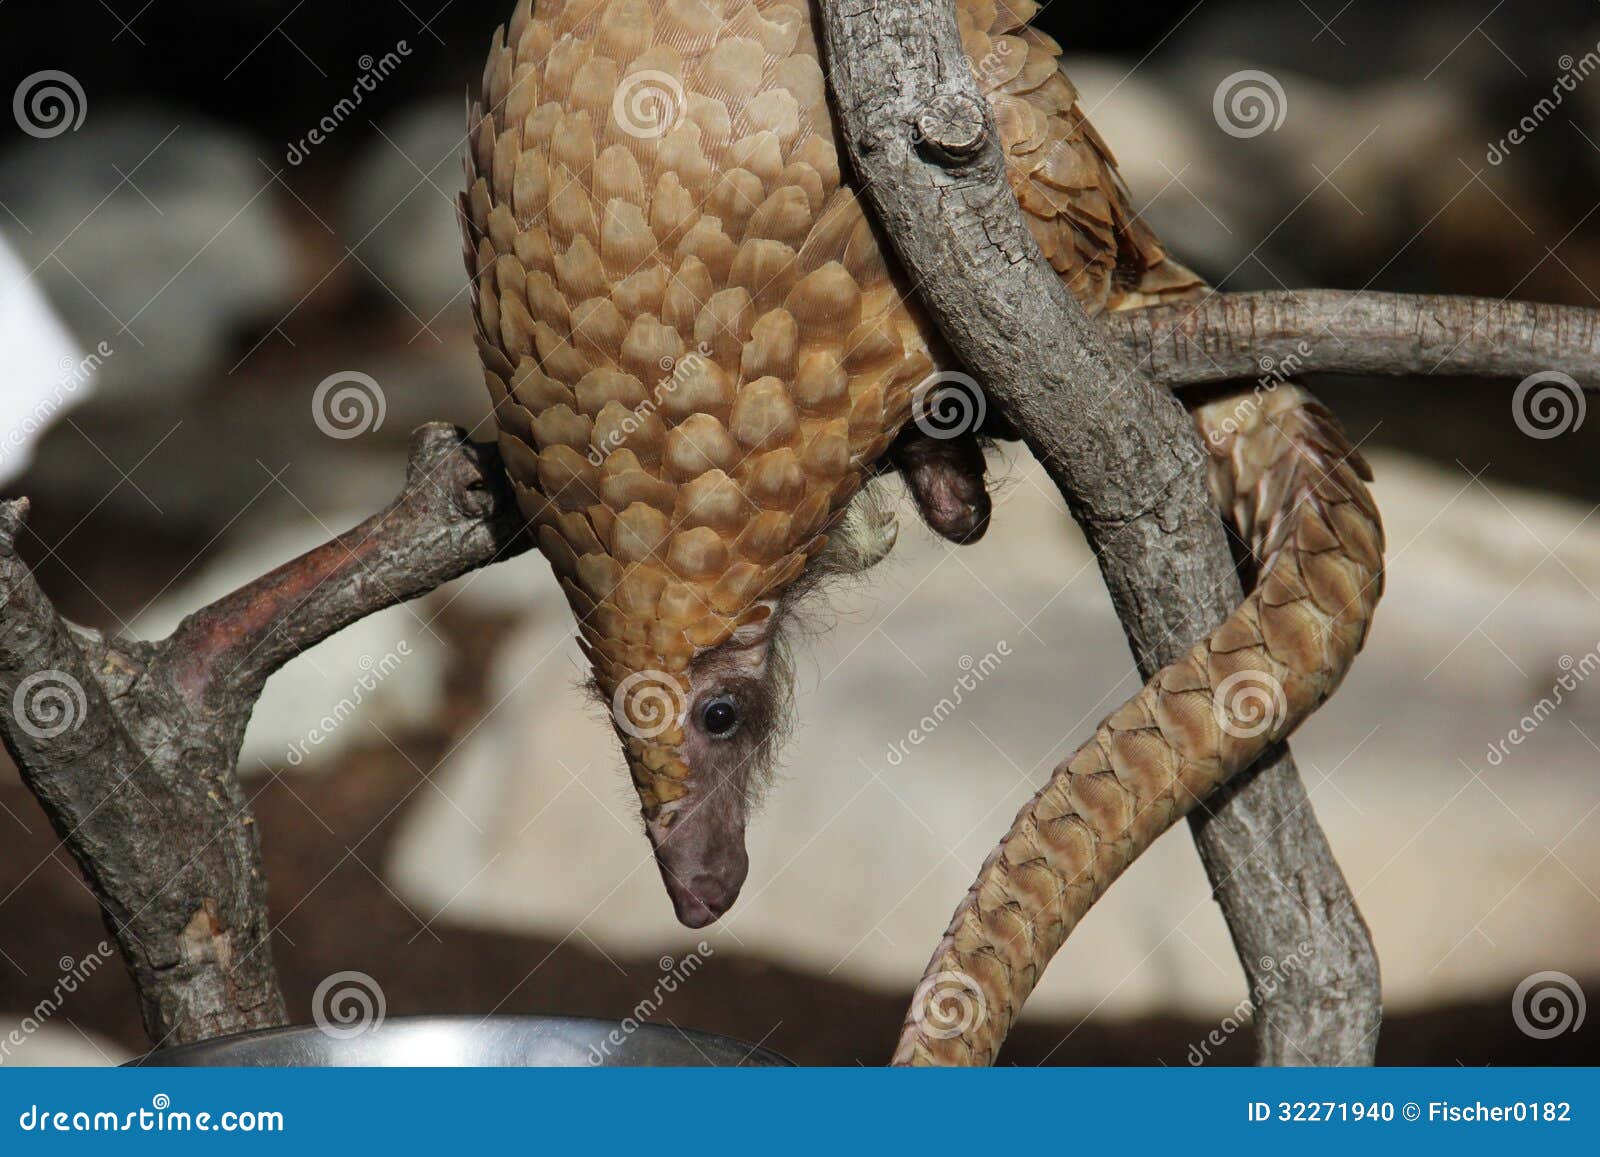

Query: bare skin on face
[636,440,993,928]
[641,613,786,928]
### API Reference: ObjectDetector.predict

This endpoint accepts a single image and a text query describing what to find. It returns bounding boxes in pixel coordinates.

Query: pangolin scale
[462,0,1385,1065]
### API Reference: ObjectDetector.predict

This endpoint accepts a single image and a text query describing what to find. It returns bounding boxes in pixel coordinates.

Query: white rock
[343,102,473,320]
[0,236,96,488]
[0,1019,131,1067]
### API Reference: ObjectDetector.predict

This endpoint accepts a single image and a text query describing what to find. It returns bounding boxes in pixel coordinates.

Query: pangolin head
[589,598,793,929]
[585,482,898,927]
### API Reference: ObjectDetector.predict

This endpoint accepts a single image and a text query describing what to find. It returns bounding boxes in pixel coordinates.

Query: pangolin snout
[646,808,749,929]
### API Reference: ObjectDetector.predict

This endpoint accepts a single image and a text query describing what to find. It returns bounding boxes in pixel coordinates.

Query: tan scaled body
[463,0,1385,1045]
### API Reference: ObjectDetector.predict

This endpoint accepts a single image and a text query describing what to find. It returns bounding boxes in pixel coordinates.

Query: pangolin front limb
[462,0,1384,1053]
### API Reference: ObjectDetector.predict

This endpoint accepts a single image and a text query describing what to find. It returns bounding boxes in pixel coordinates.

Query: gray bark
[1109,290,1600,389]
[817,0,1382,1064]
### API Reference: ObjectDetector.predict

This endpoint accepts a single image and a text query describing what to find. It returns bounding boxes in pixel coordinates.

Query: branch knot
[914,93,988,166]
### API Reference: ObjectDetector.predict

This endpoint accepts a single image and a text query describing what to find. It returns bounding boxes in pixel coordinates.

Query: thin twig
[1110,290,1600,389]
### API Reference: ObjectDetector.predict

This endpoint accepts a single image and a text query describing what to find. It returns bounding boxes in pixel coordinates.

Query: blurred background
[1,0,1598,1065]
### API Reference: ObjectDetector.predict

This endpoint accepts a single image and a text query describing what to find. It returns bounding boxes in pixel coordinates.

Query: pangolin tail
[892,378,1385,1065]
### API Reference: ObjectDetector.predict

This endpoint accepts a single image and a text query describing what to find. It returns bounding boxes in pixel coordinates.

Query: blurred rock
[1061,9,1600,305]
[343,102,471,321]
[387,449,1600,1019]
[0,109,296,404]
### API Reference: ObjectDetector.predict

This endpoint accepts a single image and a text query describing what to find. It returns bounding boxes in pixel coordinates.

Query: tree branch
[5,271,1595,1054]
[160,426,529,719]
[818,0,1381,1064]
[0,425,529,1047]
[1109,290,1600,390]
[7,33,1599,1063]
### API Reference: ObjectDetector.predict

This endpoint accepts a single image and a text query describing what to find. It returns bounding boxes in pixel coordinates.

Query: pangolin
[462,0,1385,1061]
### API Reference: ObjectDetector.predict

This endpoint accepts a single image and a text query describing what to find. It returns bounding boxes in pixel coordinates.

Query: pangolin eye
[700,695,740,738]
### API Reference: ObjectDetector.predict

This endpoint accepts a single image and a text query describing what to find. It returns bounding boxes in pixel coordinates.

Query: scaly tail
[892,381,1385,1065]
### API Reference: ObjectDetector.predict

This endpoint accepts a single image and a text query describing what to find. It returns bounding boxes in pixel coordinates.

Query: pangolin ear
[884,425,992,545]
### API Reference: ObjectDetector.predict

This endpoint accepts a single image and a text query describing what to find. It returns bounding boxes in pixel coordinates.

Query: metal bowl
[132,1015,791,1068]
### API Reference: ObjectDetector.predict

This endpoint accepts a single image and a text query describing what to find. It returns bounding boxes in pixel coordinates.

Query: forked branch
[0,425,530,1047]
